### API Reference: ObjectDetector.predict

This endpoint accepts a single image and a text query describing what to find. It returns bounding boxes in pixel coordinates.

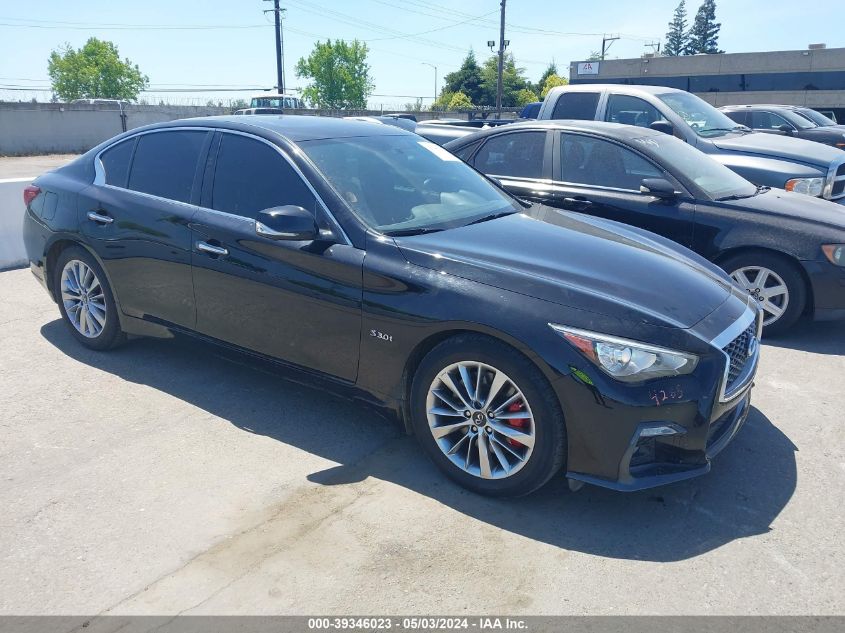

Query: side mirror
[640,178,677,200]
[777,124,794,135]
[255,205,319,241]
[649,120,675,136]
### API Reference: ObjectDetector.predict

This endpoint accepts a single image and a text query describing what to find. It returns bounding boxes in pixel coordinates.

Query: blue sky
[1,0,842,108]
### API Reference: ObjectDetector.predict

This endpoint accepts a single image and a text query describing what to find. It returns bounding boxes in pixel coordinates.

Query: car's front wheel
[410,334,566,497]
[720,251,807,336]
[54,246,126,350]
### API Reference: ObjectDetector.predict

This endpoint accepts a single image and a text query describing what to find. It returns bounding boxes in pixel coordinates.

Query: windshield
[630,133,757,200]
[657,92,747,137]
[777,109,816,130]
[796,108,837,127]
[300,135,520,235]
[250,97,302,108]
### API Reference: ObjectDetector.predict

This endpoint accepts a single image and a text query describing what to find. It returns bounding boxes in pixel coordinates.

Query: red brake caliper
[506,401,529,448]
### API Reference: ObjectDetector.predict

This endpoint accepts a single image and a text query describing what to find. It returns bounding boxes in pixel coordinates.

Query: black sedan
[23,116,760,496]
[721,104,845,149]
[446,120,845,334]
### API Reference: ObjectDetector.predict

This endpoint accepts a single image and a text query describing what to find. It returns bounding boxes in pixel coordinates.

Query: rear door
[190,131,363,382]
[550,132,696,248]
[470,130,554,203]
[79,129,210,327]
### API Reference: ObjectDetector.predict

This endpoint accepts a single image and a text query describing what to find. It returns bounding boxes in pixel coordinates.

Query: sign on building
[577,62,600,75]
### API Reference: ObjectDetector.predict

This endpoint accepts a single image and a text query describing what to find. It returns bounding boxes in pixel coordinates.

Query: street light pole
[421,62,437,105]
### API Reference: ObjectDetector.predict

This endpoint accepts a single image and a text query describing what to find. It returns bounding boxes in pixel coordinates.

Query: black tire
[719,251,807,336]
[410,333,566,497]
[54,245,126,350]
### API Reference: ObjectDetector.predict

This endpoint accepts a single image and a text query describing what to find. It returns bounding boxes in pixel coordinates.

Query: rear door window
[750,111,791,130]
[560,133,662,191]
[723,110,748,126]
[128,131,207,203]
[550,92,600,120]
[100,138,136,188]
[211,133,314,218]
[605,95,667,128]
[473,132,547,179]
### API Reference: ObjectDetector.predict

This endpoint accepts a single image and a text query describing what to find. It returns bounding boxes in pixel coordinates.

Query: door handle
[87,211,114,224]
[196,241,229,257]
[563,197,592,208]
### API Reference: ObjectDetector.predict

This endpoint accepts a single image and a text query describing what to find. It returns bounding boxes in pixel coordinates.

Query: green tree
[441,50,484,105]
[535,62,558,94]
[404,98,424,112]
[514,88,538,106]
[447,91,473,110]
[47,37,148,101]
[687,0,723,54]
[480,53,530,107]
[664,1,690,56]
[295,39,374,108]
[540,73,568,98]
[432,90,454,111]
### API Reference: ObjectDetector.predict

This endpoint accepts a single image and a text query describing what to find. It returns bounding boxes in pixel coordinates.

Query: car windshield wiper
[463,209,518,227]
[699,126,750,136]
[716,185,767,201]
[382,227,445,237]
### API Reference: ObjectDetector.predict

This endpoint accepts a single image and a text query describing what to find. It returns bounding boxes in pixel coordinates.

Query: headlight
[550,324,699,382]
[822,244,845,266]
[785,177,824,197]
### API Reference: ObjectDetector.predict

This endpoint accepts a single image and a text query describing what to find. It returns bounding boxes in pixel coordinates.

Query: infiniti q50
[23,116,761,496]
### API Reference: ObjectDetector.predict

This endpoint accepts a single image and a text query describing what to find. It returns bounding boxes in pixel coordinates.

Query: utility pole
[421,63,437,104]
[264,0,285,93]
[601,34,620,61]
[496,0,507,119]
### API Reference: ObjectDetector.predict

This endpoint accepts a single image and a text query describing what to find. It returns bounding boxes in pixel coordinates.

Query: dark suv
[721,104,845,149]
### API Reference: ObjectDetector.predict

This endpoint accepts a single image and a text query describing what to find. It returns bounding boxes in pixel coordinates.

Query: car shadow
[763,317,845,355]
[41,319,798,563]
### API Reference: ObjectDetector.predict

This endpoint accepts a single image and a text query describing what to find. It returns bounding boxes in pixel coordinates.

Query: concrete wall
[0,103,478,156]
[0,178,29,269]
[0,102,228,156]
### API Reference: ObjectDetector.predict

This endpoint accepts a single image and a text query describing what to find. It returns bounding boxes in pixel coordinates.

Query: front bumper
[557,300,761,492]
[567,391,751,491]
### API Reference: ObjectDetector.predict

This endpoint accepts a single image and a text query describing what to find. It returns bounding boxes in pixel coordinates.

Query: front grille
[838,163,845,178]
[722,323,756,393]
[835,181,845,197]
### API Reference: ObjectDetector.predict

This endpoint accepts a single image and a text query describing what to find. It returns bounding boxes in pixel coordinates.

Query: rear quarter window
[100,138,136,188]
[550,92,600,120]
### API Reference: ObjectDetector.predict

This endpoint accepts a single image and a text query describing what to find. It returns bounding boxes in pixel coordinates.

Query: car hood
[720,188,845,232]
[395,206,733,329]
[710,132,844,167]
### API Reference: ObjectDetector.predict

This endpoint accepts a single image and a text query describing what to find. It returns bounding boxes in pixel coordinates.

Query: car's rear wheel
[720,251,806,336]
[54,246,126,350]
[410,334,566,497]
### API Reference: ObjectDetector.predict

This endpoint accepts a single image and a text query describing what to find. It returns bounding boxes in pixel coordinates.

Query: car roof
[147,114,412,142]
[720,104,804,111]
[443,120,665,147]
[552,84,681,95]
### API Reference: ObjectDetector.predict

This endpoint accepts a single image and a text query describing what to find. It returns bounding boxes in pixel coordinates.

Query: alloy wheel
[425,362,535,480]
[730,265,789,327]
[61,259,107,338]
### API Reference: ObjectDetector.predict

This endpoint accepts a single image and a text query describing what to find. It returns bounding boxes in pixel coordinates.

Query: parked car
[23,116,761,496]
[519,102,542,120]
[446,120,845,334]
[415,118,516,146]
[233,107,286,115]
[249,93,304,109]
[720,104,845,149]
[816,110,839,124]
[538,85,845,203]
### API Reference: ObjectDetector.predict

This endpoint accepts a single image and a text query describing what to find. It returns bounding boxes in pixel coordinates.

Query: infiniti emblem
[748,336,758,358]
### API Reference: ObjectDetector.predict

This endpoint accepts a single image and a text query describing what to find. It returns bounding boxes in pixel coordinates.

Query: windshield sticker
[417,140,460,162]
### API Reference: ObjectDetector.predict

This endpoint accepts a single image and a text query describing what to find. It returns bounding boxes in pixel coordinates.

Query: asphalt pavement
[0,264,843,616]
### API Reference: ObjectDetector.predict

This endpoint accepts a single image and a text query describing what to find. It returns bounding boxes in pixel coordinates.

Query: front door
[190,132,363,382]
[550,132,696,248]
